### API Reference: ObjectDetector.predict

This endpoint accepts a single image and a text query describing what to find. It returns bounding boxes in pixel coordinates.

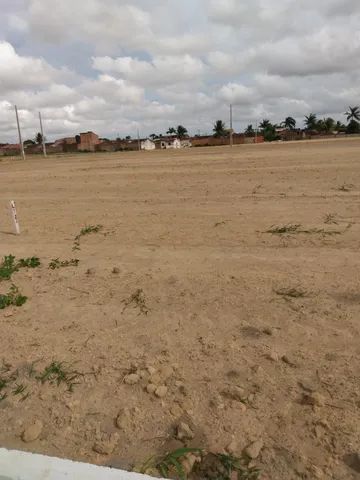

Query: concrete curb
[0,448,160,480]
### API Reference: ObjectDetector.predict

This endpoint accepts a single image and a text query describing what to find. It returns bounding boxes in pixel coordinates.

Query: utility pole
[15,105,25,160]
[137,129,141,151]
[255,121,258,144]
[230,104,234,147]
[39,111,47,157]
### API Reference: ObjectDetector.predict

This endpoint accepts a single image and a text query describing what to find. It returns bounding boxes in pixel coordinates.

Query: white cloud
[0,42,69,93]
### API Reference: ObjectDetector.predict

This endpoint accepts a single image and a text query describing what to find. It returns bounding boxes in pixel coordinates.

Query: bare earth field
[1,138,360,479]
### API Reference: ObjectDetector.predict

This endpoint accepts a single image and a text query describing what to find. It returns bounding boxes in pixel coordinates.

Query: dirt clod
[176,422,195,441]
[267,352,280,362]
[301,392,326,407]
[244,439,264,459]
[93,434,119,455]
[124,374,140,385]
[154,386,168,398]
[146,383,157,394]
[221,385,247,402]
[22,420,43,443]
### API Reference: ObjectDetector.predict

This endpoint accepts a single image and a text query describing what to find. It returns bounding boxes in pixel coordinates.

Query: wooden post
[10,201,20,235]
[230,104,234,147]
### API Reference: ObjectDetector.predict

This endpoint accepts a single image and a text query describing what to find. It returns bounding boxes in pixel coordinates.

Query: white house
[140,139,156,151]
[156,137,182,149]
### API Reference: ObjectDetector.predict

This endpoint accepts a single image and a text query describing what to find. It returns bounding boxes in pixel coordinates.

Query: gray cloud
[0,0,359,141]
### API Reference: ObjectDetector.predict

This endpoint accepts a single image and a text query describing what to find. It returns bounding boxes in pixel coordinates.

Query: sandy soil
[0,138,360,479]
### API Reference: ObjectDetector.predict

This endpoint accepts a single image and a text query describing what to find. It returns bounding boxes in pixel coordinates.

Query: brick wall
[79,132,100,152]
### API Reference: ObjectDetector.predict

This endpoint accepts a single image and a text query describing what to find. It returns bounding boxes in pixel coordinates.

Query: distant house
[155,137,182,149]
[54,137,77,146]
[78,132,100,152]
[0,144,20,156]
[140,139,156,151]
[180,139,192,148]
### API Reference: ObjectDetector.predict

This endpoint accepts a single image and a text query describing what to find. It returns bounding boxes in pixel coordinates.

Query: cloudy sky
[1,0,360,142]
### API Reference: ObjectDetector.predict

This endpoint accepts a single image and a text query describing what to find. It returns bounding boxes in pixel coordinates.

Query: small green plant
[122,289,150,316]
[73,225,103,250]
[211,453,261,480]
[37,361,82,392]
[266,224,302,235]
[139,448,202,479]
[275,287,307,298]
[12,383,27,396]
[0,255,40,281]
[49,258,80,270]
[0,285,27,309]
[17,257,41,269]
[0,255,17,281]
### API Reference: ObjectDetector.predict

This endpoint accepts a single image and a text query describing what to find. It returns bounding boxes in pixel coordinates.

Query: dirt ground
[0,138,360,479]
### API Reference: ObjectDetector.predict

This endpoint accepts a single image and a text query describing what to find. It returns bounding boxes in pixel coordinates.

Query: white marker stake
[10,201,20,235]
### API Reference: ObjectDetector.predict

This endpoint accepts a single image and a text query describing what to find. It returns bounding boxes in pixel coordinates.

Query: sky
[1,0,360,142]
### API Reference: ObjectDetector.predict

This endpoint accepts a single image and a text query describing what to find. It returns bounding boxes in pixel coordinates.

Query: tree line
[20,106,360,145]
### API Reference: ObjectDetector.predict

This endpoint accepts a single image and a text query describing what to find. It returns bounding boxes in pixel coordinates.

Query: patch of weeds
[201,453,261,480]
[17,257,41,269]
[0,378,7,393]
[0,285,27,309]
[12,383,27,396]
[275,287,307,298]
[73,224,103,250]
[122,289,150,316]
[0,369,23,402]
[0,255,40,281]
[25,361,39,378]
[338,183,354,192]
[139,448,202,479]
[49,258,80,270]
[324,213,338,225]
[266,224,302,235]
[0,255,17,281]
[37,361,82,392]
[266,224,344,236]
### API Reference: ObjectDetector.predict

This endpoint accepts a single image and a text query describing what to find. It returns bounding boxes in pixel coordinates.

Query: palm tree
[35,132,43,144]
[176,125,188,139]
[304,113,317,131]
[213,120,227,137]
[282,117,296,130]
[345,106,360,122]
[259,119,272,131]
[167,127,176,135]
[335,121,346,132]
[245,124,255,137]
[323,117,335,133]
